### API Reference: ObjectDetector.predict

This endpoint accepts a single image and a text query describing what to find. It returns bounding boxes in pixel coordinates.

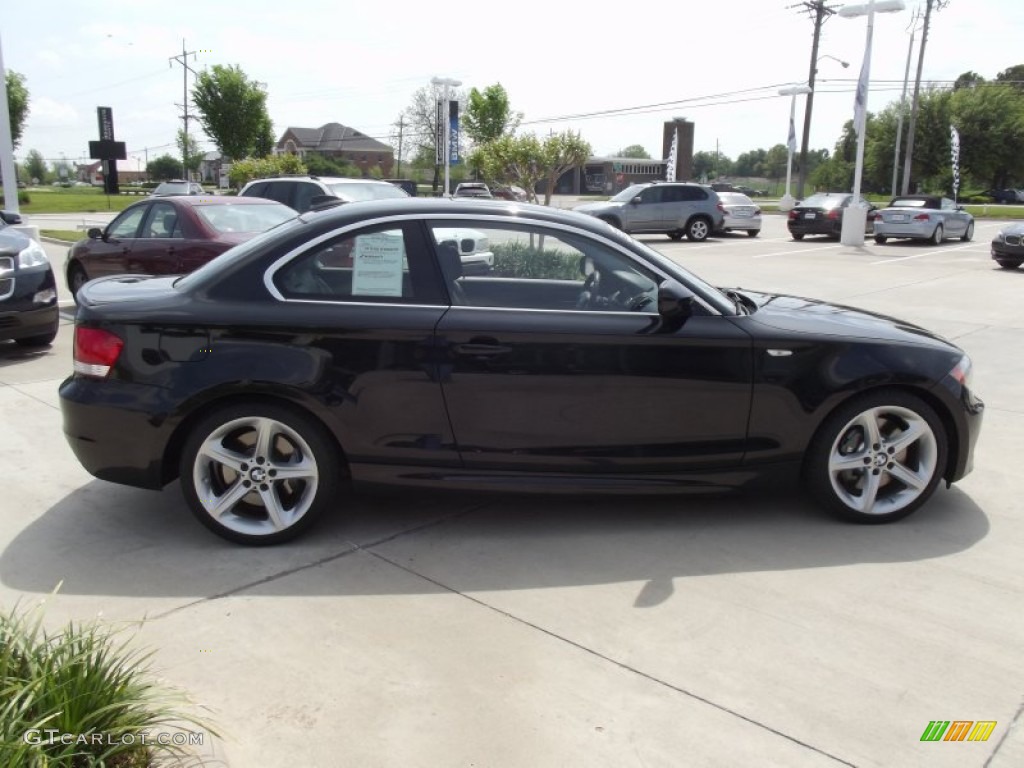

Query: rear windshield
[889,198,932,208]
[195,202,296,234]
[328,182,408,202]
[174,217,304,291]
[801,194,845,209]
[718,193,753,205]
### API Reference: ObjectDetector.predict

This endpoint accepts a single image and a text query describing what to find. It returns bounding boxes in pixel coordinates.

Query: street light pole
[839,0,905,247]
[778,85,812,211]
[431,76,461,197]
[891,19,917,198]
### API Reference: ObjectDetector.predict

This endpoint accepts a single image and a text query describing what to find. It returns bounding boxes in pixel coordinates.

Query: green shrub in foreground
[0,598,216,767]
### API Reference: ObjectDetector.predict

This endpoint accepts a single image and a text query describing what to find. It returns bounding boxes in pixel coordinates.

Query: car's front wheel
[995,258,1023,269]
[930,225,944,245]
[747,230,760,237]
[874,235,887,245]
[961,222,974,242]
[179,402,341,545]
[68,264,88,301]
[791,233,804,241]
[804,390,947,524]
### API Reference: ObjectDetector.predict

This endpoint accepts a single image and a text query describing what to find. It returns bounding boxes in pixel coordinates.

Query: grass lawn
[19,187,143,214]
[40,229,86,242]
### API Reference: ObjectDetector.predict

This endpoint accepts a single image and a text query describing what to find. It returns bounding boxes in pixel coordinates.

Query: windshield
[719,193,753,205]
[195,202,296,234]
[328,182,409,202]
[623,237,735,315]
[610,184,649,203]
[800,194,846,209]
[174,216,304,290]
[889,198,931,208]
[155,182,189,195]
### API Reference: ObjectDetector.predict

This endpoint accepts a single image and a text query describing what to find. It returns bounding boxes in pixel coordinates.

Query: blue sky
[3,0,1020,169]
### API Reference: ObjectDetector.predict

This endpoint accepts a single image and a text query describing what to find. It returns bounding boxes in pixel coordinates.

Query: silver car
[574,182,725,242]
[715,192,762,237]
[872,195,975,245]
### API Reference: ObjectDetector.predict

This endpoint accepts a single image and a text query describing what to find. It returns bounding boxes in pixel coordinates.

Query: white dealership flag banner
[853,33,872,138]
[665,127,678,182]
[950,124,961,202]
[787,113,797,155]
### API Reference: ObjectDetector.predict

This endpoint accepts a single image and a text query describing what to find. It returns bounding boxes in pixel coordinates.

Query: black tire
[15,328,58,347]
[804,389,947,524]
[930,225,944,245]
[961,222,974,242]
[874,235,887,245]
[68,264,88,301]
[747,230,760,238]
[686,217,711,242]
[667,231,684,241]
[995,258,1023,269]
[791,233,804,241]
[179,402,341,545]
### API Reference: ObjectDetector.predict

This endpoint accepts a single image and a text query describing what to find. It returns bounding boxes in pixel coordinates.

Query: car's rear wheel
[179,402,340,545]
[667,231,684,241]
[931,225,944,245]
[995,258,1023,269]
[791,233,804,241]
[68,264,88,301]
[961,222,974,242]
[804,390,947,524]
[686,217,711,242]
[874,235,887,245]
[747,230,760,237]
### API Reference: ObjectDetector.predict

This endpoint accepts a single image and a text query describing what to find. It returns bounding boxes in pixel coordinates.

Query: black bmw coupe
[59,199,983,544]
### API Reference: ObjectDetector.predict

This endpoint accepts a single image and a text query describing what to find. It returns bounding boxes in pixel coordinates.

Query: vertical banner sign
[853,33,871,139]
[950,125,961,203]
[449,100,460,165]
[666,127,678,182]
[435,100,445,165]
[97,107,115,141]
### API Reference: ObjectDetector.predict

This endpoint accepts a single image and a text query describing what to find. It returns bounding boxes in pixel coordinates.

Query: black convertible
[60,199,983,544]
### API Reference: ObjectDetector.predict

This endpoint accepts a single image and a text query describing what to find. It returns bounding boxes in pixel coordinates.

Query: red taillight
[74,327,124,377]
[754,208,762,216]
[914,213,930,221]
[828,209,840,220]
[717,202,726,214]
[788,209,798,219]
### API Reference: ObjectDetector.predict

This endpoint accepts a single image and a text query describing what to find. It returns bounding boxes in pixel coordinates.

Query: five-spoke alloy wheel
[180,403,339,544]
[805,391,947,523]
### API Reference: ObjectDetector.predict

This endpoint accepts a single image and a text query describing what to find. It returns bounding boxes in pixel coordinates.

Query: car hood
[77,274,181,306]
[997,222,1024,237]
[735,289,957,349]
[574,201,620,214]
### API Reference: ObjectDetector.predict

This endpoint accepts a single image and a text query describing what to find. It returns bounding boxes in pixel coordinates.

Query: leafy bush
[228,154,308,188]
[18,191,29,205]
[491,242,580,280]
[0,598,216,767]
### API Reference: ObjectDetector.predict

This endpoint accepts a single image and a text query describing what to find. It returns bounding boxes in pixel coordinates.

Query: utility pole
[891,9,919,197]
[793,1,837,199]
[901,0,942,195]
[170,40,198,181]
[396,116,404,177]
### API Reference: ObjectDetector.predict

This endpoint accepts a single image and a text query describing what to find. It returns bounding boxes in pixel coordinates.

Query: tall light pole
[891,16,917,198]
[778,85,812,211]
[839,0,905,247]
[431,76,461,197]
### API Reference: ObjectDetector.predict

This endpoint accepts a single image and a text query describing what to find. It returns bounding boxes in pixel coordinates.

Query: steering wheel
[576,270,601,309]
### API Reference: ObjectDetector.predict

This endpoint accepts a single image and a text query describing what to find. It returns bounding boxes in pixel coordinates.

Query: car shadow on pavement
[1,479,989,602]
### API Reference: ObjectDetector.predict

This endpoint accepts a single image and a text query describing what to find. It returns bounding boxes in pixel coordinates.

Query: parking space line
[752,244,843,259]
[871,242,980,264]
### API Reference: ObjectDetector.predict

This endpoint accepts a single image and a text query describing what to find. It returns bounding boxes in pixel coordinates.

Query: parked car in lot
[985,189,1023,204]
[65,196,295,299]
[991,223,1024,269]
[575,182,725,242]
[59,198,983,545]
[152,180,205,197]
[787,193,875,240]
[715,192,762,237]
[453,182,493,199]
[491,184,529,202]
[0,211,59,347]
[239,176,408,212]
[872,195,974,245]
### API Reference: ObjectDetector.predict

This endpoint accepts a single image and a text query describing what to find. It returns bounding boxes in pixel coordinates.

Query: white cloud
[28,97,81,128]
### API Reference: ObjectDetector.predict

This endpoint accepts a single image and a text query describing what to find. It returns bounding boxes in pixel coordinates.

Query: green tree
[176,130,203,177]
[303,152,360,178]
[692,151,717,179]
[25,149,47,183]
[147,154,183,181]
[953,71,985,91]
[472,131,592,205]
[951,82,1024,189]
[809,156,853,191]
[227,154,306,188]
[616,144,650,159]
[538,130,592,205]
[733,148,766,177]
[6,71,30,150]
[759,144,790,181]
[192,65,271,160]
[995,64,1024,93]
[462,83,520,145]
[253,115,276,157]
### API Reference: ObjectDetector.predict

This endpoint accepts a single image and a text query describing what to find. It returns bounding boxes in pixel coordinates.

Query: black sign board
[90,108,126,194]
[97,106,115,141]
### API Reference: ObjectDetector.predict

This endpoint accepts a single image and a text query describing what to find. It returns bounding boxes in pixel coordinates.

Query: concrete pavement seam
[984,696,1023,767]
[146,506,486,621]
[361,546,858,768]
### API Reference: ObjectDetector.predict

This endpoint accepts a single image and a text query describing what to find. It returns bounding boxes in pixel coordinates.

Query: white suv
[239,176,408,212]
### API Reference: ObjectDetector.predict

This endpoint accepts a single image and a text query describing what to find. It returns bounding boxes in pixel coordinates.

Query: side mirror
[87,227,104,240]
[657,279,695,331]
[0,210,23,225]
[630,196,642,205]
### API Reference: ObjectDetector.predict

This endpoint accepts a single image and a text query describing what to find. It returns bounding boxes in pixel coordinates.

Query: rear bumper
[874,221,932,239]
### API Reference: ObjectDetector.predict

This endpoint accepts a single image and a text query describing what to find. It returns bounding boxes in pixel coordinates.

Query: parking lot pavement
[2,216,1022,766]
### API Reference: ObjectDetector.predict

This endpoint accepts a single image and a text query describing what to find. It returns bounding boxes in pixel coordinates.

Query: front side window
[610,184,649,203]
[108,206,148,238]
[429,221,661,313]
[142,202,183,238]
[274,226,423,302]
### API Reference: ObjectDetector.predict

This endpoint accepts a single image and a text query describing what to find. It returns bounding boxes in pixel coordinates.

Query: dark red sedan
[65,196,295,299]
